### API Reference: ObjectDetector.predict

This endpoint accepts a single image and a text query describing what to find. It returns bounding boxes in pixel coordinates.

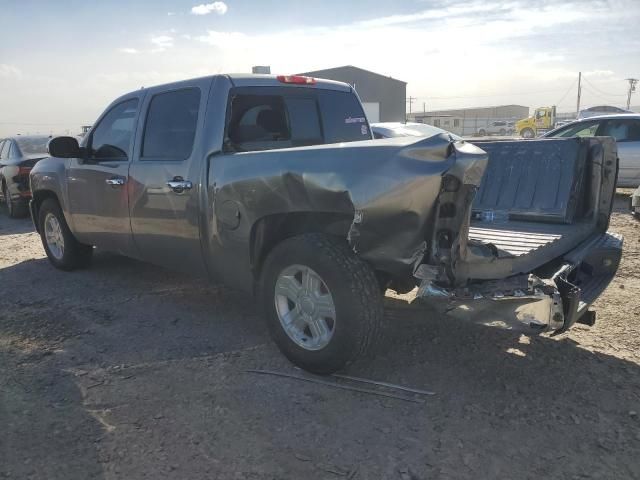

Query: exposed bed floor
[469,220,595,258]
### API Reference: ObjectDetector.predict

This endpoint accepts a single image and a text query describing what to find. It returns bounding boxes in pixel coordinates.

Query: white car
[544,114,640,187]
[371,122,462,140]
[477,121,514,136]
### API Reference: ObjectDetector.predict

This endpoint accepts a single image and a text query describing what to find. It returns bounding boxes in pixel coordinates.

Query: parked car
[32,74,622,374]
[477,121,514,136]
[543,114,640,187]
[577,105,633,120]
[371,122,461,140]
[0,135,50,217]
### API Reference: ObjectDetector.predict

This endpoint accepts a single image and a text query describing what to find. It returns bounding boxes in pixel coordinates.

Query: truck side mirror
[48,136,81,158]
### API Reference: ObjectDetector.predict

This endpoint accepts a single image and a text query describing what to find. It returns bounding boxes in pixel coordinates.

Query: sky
[1,0,639,136]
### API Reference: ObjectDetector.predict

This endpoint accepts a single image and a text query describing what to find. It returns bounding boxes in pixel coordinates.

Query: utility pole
[423,102,426,113]
[576,71,582,114]
[625,78,638,110]
[406,96,415,121]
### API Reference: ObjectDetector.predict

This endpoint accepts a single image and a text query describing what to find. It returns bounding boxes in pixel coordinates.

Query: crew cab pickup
[31,74,623,374]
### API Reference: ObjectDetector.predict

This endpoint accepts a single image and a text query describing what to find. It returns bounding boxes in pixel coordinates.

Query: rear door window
[142,88,201,160]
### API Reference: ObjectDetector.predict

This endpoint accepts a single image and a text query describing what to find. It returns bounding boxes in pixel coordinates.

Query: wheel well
[31,190,60,230]
[250,212,354,278]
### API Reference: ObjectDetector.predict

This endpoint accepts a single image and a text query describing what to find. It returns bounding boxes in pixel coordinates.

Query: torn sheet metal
[209,133,488,285]
[415,273,565,333]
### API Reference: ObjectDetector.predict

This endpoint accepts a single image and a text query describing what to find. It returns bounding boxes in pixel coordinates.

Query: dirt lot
[1,195,639,480]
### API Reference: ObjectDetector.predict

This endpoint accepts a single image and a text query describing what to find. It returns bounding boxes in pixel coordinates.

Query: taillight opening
[276,75,316,85]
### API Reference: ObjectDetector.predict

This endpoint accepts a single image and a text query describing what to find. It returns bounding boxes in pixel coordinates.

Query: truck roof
[107,73,354,108]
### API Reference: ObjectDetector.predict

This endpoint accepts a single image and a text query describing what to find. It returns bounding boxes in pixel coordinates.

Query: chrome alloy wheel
[274,264,337,351]
[44,213,65,260]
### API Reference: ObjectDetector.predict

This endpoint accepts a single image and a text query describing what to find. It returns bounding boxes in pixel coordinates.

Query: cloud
[0,64,22,78]
[189,0,630,110]
[191,1,228,15]
[150,35,174,52]
[118,48,140,54]
[197,31,248,48]
[167,11,176,16]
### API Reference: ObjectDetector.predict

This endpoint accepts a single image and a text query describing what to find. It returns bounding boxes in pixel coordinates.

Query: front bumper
[416,232,623,334]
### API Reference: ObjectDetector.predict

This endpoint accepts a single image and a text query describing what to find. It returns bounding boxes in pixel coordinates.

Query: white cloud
[150,35,174,52]
[118,48,140,54]
[167,11,176,16]
[191,1,228,15]
[0,64,22,78]
[583,70,615,77]
[197,31,248,48]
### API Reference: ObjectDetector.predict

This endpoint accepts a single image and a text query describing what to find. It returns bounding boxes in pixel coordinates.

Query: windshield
[15,137,50,156]
[547,121,599,138]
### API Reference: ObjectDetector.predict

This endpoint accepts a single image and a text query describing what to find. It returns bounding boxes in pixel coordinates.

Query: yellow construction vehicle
[515,106,557,138]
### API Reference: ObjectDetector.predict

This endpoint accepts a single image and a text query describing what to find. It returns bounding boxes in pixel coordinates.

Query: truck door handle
[166,177,193,193]
[105,177,125,186]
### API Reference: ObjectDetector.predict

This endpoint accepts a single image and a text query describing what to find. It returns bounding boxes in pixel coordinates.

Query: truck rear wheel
[259,233,383,374]
[38,198,93,270]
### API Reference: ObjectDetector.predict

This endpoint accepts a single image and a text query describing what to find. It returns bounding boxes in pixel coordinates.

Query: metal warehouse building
[298,65,407,123]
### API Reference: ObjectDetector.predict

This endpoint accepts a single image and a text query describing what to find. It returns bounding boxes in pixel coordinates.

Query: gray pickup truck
[31,74,622,373]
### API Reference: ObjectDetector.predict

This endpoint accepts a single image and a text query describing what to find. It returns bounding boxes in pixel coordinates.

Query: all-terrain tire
[259,233,383,374]
[38,198,93,270]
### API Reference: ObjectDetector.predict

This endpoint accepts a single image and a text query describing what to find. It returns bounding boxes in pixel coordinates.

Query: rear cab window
[224,86,370,153]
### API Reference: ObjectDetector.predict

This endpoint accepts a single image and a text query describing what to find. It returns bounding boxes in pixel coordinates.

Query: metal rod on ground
[332,374,436,396]
[246,370,425,404]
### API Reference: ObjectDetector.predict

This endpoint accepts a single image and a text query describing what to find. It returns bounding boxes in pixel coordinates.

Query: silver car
[544,114,640,187]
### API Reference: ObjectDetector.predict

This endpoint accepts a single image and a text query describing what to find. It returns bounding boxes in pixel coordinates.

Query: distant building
[408,105,530,136]
[298,65,407,122]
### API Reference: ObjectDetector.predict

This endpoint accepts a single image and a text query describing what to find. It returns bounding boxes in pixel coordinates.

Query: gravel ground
[0,194,639,479]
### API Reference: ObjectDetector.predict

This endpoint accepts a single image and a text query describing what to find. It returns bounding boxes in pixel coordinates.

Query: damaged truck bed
[33,74,622,373]
[415,137,622,333]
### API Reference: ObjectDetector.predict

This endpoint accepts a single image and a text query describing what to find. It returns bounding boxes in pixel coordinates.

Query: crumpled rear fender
[209,135,488,286]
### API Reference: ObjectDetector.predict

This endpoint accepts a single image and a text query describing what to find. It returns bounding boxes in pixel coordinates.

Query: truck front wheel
[259,233,383,374]
[521,128,535,138]
[38,198,93,270]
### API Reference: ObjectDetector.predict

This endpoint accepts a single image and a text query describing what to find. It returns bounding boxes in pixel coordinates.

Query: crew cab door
[128,78,212,275]
[67,96,141,255]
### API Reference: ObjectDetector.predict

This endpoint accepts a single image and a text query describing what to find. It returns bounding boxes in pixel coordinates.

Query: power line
[409,86,580,101]
[580,85,626,105]
[581,76,627,97]
[553,77,578,107]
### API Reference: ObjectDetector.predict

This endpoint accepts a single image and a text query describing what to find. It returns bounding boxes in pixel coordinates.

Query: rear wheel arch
[249,211,354,280]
